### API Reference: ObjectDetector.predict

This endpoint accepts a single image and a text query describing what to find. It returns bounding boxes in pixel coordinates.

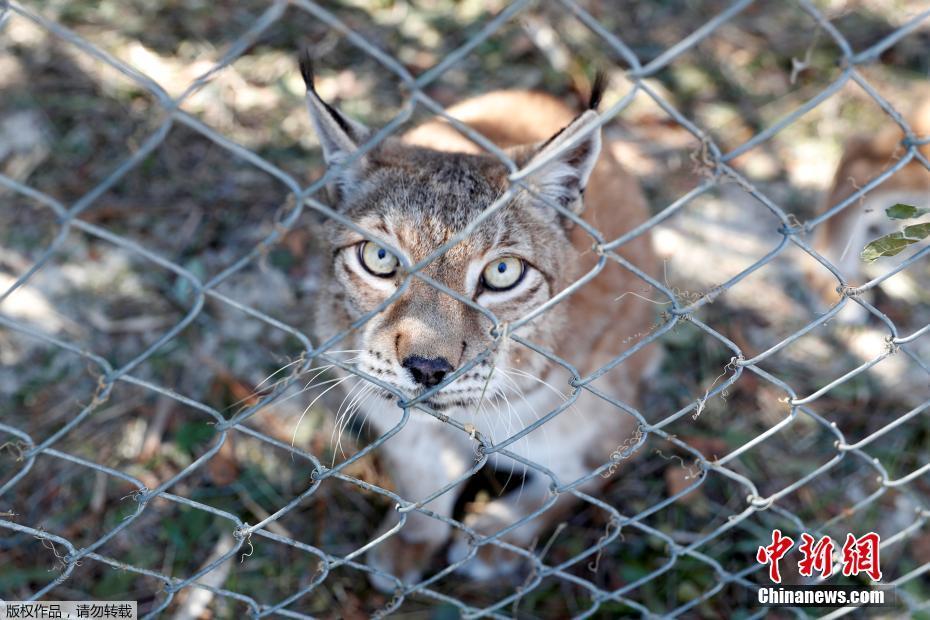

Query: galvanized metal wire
[1,0,928,618]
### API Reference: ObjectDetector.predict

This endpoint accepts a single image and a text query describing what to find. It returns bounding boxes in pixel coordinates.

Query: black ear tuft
[588,70,607,111]
[299,50,353,135]
[299,46,316,93]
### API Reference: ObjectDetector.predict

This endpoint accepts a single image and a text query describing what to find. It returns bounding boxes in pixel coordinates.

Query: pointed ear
[519,110,602,214]
[300,49,371,202]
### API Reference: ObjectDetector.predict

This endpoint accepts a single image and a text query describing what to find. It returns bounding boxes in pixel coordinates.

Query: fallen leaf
[207,435,239,487]
[885,203,930,220]
[665,465,704,506]
[860,223,930,262]
[680,436,728,460]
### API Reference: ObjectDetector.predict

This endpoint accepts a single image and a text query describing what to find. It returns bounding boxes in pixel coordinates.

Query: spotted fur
[302,56,657,588]
[807,96,930,322]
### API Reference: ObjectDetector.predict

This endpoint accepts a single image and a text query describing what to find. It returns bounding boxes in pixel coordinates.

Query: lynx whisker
[332,381,376,462]
[255,358,304,390]
[499,366,568,402]
[331,379,367,447]
[290,374,355,449]
[264,363,350,414]
[334,383,378,461]
[227,361,350,415]
[493,389,528,496]
[496,368,555,476]
[359,388,391,438]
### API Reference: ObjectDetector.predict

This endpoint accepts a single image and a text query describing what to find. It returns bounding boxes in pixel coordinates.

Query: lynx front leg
[447,457,593,581]
[446,394,624,581]
[366,418,472,592]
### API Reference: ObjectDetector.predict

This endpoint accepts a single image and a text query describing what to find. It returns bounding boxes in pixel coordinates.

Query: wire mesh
[1,0,928,618]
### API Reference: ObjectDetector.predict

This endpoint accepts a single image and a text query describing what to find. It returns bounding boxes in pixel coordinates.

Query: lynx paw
[366,517,444,593]
[446,515,529,581]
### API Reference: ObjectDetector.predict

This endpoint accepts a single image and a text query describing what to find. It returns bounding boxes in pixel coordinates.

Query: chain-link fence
[1,0,928,617]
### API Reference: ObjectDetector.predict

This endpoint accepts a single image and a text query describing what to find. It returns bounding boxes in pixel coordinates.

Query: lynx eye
[481,256,525,291]
[358,241,399,277]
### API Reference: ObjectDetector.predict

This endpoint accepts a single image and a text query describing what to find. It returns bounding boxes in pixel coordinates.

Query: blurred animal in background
[301,53,657,590]
[808,96,930,322]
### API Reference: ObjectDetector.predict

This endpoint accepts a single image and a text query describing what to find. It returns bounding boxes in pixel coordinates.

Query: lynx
[808,97,930,320]
[301,53,657,590]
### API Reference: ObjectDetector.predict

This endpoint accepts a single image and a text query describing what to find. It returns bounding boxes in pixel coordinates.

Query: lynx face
[303,55,602,411]
[323,147,582,410]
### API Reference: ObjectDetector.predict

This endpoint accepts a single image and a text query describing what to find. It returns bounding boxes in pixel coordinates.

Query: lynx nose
[402,356,453,388]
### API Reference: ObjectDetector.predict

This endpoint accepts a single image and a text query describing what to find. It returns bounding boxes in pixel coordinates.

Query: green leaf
[886,203,930,220]
[904,222,930,239]
[175,420,216,454]
[860,222,930,262]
